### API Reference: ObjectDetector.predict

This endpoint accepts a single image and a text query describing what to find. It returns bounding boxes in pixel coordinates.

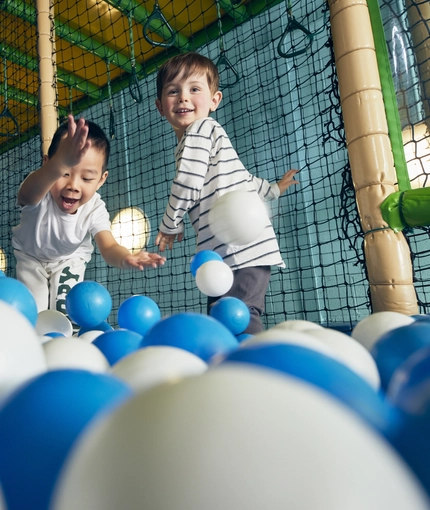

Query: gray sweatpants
[207,265,271,335]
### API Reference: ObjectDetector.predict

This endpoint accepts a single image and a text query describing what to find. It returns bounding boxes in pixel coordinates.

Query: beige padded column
[328,0,418,314]
[36,0,58,156]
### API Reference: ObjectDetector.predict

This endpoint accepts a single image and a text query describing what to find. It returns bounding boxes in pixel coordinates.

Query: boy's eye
[83,178,94,182]
[167,89,177,95]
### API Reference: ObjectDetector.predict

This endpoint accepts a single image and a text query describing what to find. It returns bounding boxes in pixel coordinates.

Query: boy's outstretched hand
[122,251,166,270]
[56,114,92,168]
[277,169,300,195]
[155,231,184,252]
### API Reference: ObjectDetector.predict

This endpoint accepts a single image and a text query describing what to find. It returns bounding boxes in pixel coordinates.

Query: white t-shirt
[159,117,285,270]
[12,192,111,263]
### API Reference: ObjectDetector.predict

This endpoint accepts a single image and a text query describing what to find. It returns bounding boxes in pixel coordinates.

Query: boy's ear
[155,99,164,116]
[42,155,49,165]
[97,171,109,190]
[210,91,223,112]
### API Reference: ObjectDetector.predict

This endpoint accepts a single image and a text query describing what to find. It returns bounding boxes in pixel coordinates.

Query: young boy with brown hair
[155,52,298,334]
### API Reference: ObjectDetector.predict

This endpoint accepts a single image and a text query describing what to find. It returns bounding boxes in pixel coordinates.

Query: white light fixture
[402,123,430,189]
[111,207,150,254]
[0,248,7,273]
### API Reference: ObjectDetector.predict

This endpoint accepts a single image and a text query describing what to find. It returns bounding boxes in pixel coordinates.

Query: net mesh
[3,0,428,328]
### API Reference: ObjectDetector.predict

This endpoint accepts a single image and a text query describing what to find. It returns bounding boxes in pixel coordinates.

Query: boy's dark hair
[156,52,219,100]
[48,119,110,171]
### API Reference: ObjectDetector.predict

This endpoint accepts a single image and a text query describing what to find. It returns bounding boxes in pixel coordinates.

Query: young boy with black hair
[12,115,165,314]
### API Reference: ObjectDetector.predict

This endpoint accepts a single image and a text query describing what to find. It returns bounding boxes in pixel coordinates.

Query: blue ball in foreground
[222,343,395,435]
[65,281,112,328]
[143,312,239,362]
[93,329,144,366]
[117,295,161,337]
[371,321,430,391]
[0,276,38,326]
[190,250,223,277]
[0,369,132,510]
[209,296,250,335]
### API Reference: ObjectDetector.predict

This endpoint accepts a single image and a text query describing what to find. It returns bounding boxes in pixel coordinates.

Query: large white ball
[43,337,109,372]
[195,260,234,297]
[351,312,415,351]
[110,346,208,393]
[0,301,46,403]
[208,190,269,245]
[52,365,429,510]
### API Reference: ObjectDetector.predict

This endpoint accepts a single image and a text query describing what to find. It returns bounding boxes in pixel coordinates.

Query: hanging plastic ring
[143,2,176,48]
[277,17,314,59]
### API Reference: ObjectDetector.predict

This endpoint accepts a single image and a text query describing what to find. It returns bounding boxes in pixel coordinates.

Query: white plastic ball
[43,337,109,372]
[52,365,429,510]
[240,328,337,358]
[208,190,269,245]
[0,301,46,403]
[305,328,381,390]
[78,330,105,343]
[195,260,234,297]
[351,312,415,351]
[35,310,73,338]
[110,346,208,393]
[271,319,324,332]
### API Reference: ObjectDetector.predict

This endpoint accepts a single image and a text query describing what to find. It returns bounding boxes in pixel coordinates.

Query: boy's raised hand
[55,114,91,168]
[155,231,184,252]
[277,169,300,195]
[122,251,166,270]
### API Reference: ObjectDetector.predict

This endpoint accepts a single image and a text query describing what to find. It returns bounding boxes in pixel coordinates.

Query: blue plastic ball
[387,408,430,498]
[65,281,112,328]
[371,321,430,391]
[236,333,253,343]
[387,346,430,415]
[0,369,132,510]
[93,329,144,366]
[78,321,114,336]
[0,276,38,326]
[190,250,223,277]
[45,332,65,338]
[411,314,430,322]
[143,312,239,362]
[209,297,250,335]
[117,295,161,337]
[222,343,395,435]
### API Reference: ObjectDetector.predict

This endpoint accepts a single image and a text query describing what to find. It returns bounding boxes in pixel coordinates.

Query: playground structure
[1,0,430,328]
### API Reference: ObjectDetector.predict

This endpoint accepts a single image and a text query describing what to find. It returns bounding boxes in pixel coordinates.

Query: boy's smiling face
[49,144,108,214]
[156,71,222,140]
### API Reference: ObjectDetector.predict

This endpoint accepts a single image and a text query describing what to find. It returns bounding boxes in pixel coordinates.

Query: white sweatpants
[14,250,87,314]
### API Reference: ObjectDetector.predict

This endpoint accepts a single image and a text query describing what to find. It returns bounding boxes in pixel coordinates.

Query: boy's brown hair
[156,52,220,99]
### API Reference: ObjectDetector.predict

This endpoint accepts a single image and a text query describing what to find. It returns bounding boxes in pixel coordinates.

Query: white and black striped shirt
[159,117,285,270]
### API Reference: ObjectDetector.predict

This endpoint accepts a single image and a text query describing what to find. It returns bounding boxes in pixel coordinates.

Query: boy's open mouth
[62,196,78,209]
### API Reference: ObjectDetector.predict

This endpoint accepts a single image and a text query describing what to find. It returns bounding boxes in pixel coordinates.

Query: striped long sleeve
[160,117,285,270]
